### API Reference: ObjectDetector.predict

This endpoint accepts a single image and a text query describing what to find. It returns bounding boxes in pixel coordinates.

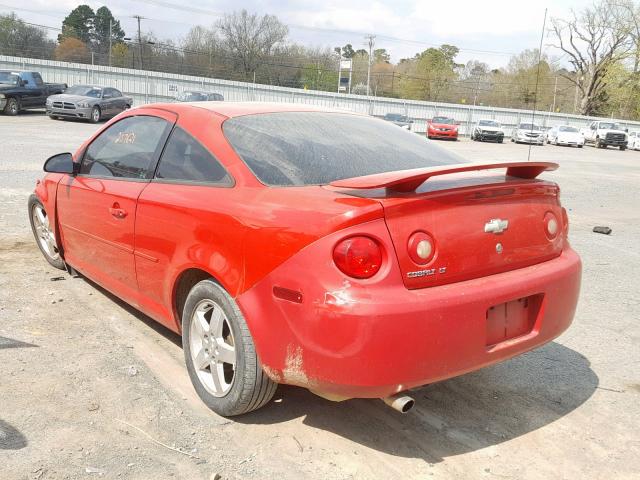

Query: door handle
[109,203,128,219]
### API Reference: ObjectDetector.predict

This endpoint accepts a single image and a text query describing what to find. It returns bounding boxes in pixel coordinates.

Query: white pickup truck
[581,120,628,150]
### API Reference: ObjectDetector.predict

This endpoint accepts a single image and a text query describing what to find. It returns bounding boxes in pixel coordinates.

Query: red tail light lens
[333,236,382,279]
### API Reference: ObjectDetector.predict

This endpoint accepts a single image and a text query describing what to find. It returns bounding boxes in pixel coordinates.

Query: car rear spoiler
[330,161,559,193]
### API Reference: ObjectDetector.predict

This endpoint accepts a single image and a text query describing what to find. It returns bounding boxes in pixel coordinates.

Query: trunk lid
[330,163,565,289]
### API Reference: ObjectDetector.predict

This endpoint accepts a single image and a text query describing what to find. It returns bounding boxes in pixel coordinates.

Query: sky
[0,0,583,68]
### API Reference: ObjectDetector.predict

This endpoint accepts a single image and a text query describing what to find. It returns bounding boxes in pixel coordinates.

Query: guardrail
[3,54,640,135]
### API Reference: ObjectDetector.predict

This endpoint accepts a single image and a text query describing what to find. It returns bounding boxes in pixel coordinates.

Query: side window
[80,116,171,179]
[155,127,232,185]
[111,88,122,98]
[32,73,44,87]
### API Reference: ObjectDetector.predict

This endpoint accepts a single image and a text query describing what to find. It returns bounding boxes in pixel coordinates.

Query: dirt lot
[1,113,639,480]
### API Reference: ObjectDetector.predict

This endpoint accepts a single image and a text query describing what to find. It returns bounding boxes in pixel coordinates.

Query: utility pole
[551,76,557,113]
[365,34,375,96]
[108,19,112,67]
[133,15,144,69]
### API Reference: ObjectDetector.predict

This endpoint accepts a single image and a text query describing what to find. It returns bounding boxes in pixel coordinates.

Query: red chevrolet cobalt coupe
[29,103,581,416]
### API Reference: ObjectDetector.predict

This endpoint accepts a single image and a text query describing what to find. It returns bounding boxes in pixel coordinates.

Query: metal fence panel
[3,54,640,135]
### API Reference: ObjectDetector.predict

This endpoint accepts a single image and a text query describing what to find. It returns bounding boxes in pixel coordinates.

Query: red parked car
[427,115,459,140]
[30,103,581,416]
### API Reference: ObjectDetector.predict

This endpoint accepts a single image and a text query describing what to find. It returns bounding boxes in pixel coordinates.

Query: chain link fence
[3,54,640,135]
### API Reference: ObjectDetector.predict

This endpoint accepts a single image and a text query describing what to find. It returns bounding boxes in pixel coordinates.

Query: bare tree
[550,0,633,115]
[216,10,288,78]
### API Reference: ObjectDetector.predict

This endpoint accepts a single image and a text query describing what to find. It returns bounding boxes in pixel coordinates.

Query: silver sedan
[46,85,132,123]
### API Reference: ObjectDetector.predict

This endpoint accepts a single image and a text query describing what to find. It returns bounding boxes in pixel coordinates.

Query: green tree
[373,48,390,63]
[0,13,55,58]
[340,44,355,58]
[59,5,95,44]
[94,6,125,54]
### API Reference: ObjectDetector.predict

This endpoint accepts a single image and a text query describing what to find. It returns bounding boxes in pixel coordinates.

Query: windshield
[599,122,621,130]
[519,123,541,130]
[65,86,102,98]
[384,113,408,122]
[478,120,499,127]
[558,126,578,133]
[0,72,19,85]
[432,116,455,124]
[177,91,208,102]
[223,112,464,187]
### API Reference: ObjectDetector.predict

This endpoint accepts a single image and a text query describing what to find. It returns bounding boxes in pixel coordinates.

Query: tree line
[1,1,640,119]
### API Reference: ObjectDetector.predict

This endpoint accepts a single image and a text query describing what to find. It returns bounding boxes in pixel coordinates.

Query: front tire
[182,279,277,416]
[28,195,65,270]
[89,106,101,123]
[620,145,626,151]
[4,97,19,116]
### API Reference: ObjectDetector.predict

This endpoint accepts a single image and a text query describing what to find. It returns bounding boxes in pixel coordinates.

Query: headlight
[77,101,90,108]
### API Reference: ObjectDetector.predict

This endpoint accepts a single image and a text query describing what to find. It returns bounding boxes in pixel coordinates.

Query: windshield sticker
[115,132,136,144]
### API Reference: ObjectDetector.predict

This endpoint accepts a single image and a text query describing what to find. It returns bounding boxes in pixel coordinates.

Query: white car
[470,119,504,143]
[511,122,545,145]
[546,126,585,148]
[628,131,640,150]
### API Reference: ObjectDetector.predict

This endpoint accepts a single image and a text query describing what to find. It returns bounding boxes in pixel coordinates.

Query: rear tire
[620,146,626,151]
[28,195,65,270]
[182,279,277,416]
[4,97,19,116]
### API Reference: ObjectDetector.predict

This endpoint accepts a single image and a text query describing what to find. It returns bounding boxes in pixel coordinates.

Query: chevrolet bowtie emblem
[484,218,509,234]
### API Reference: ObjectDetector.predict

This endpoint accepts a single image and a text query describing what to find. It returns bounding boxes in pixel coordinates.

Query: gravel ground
[0,112,638,480]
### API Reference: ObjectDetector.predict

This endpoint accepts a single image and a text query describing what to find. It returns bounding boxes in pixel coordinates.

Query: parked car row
[1,69,224,122]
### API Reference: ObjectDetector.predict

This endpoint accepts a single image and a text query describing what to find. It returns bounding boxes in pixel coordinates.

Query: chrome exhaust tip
[382,394,415,413]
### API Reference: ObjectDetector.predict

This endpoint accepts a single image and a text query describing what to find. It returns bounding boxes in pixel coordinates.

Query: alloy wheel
[32,204,60,261]
[189,299,237,397]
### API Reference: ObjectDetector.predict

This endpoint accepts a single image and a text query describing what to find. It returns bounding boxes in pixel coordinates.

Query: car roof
[140,101,354,119]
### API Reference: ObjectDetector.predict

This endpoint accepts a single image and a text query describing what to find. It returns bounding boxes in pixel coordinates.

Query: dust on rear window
[222,112,464,186]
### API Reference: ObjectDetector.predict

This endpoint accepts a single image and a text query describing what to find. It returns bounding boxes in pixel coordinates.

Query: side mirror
[20,79,28,86]
[43,153,78,175]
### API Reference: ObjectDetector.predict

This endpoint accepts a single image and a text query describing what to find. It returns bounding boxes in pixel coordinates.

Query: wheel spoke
[209,307,224,338]
[210,362,224,394]
[193,309,210,338]
[216,342,236,365]
[35,207,47,226]
[193,347,209,370]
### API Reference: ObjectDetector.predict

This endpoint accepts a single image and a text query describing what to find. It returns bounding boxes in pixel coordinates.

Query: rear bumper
[237,221,582,399]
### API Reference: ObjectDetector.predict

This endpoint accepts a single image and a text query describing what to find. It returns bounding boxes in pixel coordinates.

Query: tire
[4,97,19,116]
[620,146,626,151]
[182,279,277,416]
[497,138,503,143]
[48,115,59,120]
[89,106,101,123]
[578,145,583,148]
[595,138,602,148]
[28,195,65,270]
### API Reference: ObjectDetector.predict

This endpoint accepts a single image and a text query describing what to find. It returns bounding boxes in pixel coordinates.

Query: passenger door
[57,112,176,304]
[134,125,237,328]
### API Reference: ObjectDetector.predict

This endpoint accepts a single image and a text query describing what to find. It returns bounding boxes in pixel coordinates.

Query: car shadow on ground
[76,275,597,464]
[0,419,27,450]
[237,342,598,464]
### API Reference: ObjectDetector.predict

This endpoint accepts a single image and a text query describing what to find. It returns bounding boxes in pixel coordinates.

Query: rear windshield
[384,113,408,121]
[223,112,463,186]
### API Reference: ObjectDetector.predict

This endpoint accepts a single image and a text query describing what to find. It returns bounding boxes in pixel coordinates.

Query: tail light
[561,207,569,235]
[333,236,382,279]
[408,231,435,264]
[544,212,560,239]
